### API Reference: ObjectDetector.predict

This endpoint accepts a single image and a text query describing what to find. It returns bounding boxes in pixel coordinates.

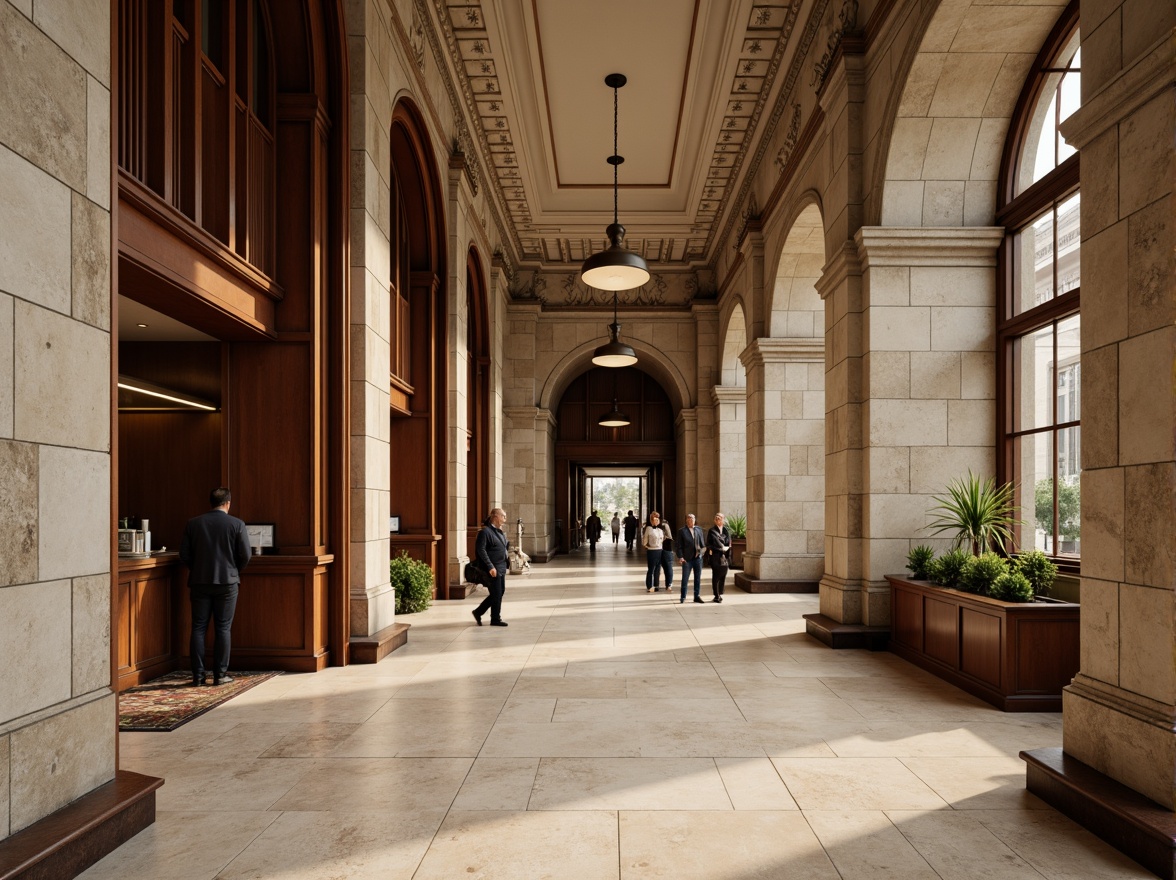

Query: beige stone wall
[1057,5,1176,807]
[0,0,115,840]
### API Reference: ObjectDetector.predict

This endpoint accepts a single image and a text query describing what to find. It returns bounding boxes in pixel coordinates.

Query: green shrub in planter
[928,548,970,589]
[958,551,1008,595]
[1013,549,1058,597]
[990,569,1034,602]
[390,551,434,614]
[725,511,747,539]
[906,545,936,580]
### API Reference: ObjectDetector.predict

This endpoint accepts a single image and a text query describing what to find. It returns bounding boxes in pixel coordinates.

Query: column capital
[854,227,1004,268]
[711,384,747,406]
[675,407,698,430]
[817,240,861,300]
[1058,33,1174,150]
[740,337,825,370]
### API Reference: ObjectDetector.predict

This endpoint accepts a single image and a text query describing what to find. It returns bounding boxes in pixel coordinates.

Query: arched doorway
[387,99,449,595]
[465,248,491,559]
[553,366,677,554]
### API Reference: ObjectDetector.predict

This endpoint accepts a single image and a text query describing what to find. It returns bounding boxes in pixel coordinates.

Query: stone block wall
[1057,4,1175,808]
[0,0,116,840]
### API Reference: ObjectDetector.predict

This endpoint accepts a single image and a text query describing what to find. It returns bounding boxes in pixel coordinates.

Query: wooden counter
[117,552,334,691]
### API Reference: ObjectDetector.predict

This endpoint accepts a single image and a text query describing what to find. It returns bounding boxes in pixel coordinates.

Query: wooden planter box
[730,538,746,570]
[886,575,1080,712]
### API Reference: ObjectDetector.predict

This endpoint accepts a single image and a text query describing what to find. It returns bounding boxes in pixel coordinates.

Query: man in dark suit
[585,510,603,552]
[472,507,510,627]
[674,513,706,604]
[180,487,252,685]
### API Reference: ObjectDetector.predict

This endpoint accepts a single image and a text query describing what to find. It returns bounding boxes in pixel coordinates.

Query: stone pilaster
[1053,29,1176,811]
[676,408,699,520]
[503,406,556,560]
[741,338,826,581]
[816,241,866,623]
[712,384,747,515]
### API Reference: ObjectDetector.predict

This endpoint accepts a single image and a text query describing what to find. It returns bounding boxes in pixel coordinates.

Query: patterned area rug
[119,671,281,732]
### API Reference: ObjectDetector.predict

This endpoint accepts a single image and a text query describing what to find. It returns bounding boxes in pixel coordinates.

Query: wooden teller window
[118,0,276,276]
[996,2,1081,565]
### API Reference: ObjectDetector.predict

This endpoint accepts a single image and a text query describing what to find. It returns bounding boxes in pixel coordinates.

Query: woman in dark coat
[706,512,732,603]
[623,510,639,550]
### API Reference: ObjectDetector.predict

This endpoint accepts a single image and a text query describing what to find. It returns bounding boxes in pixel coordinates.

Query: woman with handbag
[706,512,732,603]
[642,512,667,592]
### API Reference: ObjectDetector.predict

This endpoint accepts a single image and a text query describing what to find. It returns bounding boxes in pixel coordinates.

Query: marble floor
[83,549,1151,879]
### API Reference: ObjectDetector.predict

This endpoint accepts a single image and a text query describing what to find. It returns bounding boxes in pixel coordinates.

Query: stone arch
[720,299,748,388]
[738,200,828,588]
[877,0,1070,227]
[715,301,748,515]
[539,339,692,417]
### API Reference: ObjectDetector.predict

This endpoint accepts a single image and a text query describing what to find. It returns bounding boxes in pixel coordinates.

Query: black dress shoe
[192,675,207,687]
[213,674,234,685]
[472,609,483,626]
[490,619,508,626]
[694,597,705,603]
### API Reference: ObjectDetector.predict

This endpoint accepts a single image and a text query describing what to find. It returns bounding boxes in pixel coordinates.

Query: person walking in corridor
[586,509,603,552]
[707,512,733,602]
[659,516,675,592]
[623,510,639,550]
[472,508,510,626]
[675,513,706,604]
[610,512,621,545]
[642,512,666,591]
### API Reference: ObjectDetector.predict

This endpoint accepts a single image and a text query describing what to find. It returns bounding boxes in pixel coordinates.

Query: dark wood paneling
[1014,618,1080,693]
[923,597,959,667]
[892,587,922,649]
[229,342,315,550]
[118,411,221,550]
[960,608,1002,687]
[117,557,182,690]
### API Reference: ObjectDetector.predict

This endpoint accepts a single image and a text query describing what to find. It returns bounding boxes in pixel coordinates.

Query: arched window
[997,2,1080,560]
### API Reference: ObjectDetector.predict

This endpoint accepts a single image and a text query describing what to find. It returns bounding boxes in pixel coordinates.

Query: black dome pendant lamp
[598,373,631,428]
[591,289,638,367]
[581,73,650,293]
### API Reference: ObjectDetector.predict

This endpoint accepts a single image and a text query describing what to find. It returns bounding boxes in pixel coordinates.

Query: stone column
[676,408,698,520]
[503,406,556,560]
[1025,20,1175,838]
[712,385,747,513]
[857,226,1002,623]
[741,339,826,584]
[0,0,119,841]
[347,0,393,635]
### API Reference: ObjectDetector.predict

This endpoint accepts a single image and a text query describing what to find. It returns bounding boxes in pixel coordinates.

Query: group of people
[641,511,733,603]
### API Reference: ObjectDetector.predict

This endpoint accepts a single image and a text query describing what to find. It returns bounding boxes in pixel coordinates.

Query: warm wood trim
[996,0,1081,212]
[0,771,161,880]
[1023,747,1176,880]
[119,172,283,298]
[349,622,410,664]
[995,158,1079,230]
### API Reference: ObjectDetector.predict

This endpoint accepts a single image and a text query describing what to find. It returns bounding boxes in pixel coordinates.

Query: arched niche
[387,96,450,594]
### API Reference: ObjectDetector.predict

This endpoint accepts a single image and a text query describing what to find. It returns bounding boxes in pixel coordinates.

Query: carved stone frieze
[811,0,858,90]
[774,102,803,173]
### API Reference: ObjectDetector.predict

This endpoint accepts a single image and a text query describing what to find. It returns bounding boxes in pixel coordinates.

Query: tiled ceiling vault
[431,0,816,273]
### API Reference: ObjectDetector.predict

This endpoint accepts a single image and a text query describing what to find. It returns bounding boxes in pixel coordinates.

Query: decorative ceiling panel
[433,0,808,274]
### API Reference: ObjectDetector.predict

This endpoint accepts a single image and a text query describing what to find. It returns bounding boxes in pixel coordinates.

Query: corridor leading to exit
[86,550,1146,879]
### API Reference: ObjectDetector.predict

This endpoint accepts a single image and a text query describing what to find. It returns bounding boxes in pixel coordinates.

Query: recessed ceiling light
[136,323,148,328]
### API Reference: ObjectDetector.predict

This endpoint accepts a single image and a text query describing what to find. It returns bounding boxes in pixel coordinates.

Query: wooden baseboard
[349,622,410,664]
[0,770,161,880]
[734,573,820,593]
[1022,747,1175,879]
[803,613,890,650]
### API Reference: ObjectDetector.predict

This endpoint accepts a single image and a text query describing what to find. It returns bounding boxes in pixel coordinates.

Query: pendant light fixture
[598,400,631,428]
[581,73,650,292]
[598,372,631,428]
[591,289,638,367]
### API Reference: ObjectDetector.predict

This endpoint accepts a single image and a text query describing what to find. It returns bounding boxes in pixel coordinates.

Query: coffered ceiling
[434,0,813,272]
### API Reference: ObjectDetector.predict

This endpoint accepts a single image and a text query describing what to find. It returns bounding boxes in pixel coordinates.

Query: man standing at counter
[180,487,252,686]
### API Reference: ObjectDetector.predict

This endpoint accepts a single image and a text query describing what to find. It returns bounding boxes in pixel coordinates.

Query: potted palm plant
[886,472,1079,712]
[725,511,747,570]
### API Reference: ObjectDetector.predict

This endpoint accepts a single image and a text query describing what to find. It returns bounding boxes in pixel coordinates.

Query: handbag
[464,561,488,586]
